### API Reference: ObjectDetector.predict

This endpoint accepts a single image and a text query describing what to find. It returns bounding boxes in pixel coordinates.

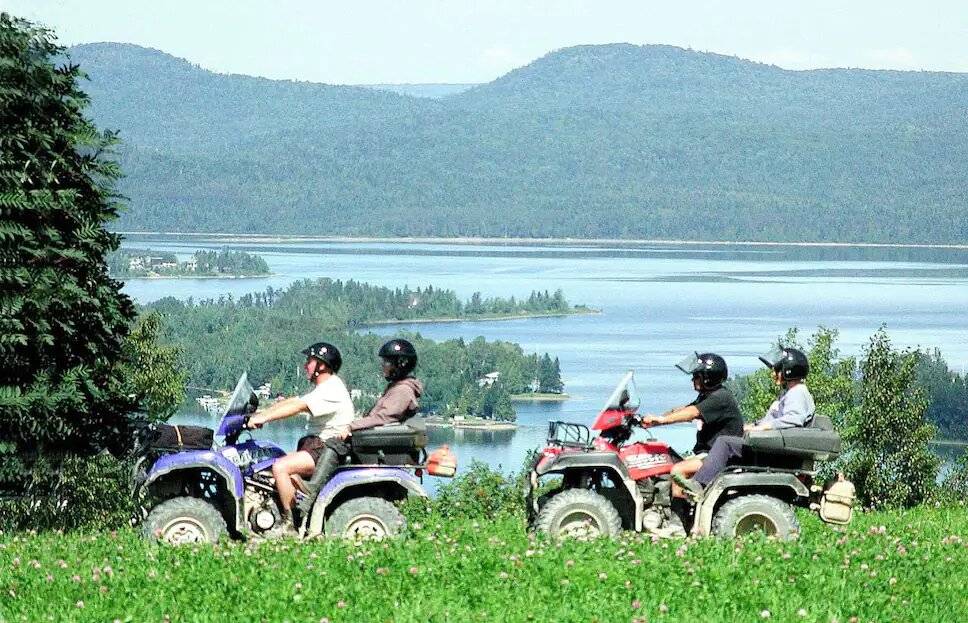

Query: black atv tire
[711,494,800,540]
[534,489,623,540]
[325,497,406,540]
[143,496,226,545]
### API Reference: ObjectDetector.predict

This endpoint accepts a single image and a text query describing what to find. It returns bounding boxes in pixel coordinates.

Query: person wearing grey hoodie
[296,339,423,519]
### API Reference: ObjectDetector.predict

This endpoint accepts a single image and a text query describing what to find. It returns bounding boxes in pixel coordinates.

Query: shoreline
[930,439,968,447]
[509,392,570,402]
[361,309,599,326]
[421,417,517,431]
[115,232,968,251]
[116,273,273,280]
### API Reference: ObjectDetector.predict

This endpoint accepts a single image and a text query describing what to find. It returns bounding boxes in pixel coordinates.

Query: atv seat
[349,421,428,466]
[741,415,842,471]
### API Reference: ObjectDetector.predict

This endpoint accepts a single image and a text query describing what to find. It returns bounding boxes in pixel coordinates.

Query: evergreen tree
[537,354,565,393]
[0,15,141,498]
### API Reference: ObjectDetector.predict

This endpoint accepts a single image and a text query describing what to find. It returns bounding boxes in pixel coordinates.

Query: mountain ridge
[65,42,968,243]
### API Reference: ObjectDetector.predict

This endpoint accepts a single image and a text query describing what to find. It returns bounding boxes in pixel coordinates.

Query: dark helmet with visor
[676,352,728,390]
[301,342,343,374]
[379,338,418,381]
[758,346,809,381]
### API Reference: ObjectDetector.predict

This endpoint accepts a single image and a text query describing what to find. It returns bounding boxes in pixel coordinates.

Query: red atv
[525,372,855,539]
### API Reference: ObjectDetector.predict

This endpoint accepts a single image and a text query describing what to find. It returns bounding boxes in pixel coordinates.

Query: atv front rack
[547,420,592,449]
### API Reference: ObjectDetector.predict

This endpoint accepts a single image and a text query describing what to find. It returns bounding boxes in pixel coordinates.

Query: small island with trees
[147,279,575,427]
[108,247,270,278]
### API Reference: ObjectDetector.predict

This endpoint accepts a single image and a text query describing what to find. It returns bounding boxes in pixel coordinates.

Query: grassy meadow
[1,504,965,623]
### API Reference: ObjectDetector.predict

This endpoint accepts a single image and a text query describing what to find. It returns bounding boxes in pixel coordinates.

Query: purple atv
[136,374,428,545]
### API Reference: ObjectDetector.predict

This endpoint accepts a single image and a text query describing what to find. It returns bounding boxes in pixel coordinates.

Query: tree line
[167,278,582,326]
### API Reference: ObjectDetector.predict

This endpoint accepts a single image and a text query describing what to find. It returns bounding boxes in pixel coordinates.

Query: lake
[121,236,968,486]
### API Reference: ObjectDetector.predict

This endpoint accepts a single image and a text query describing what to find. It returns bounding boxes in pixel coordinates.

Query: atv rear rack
[547,420,593,449]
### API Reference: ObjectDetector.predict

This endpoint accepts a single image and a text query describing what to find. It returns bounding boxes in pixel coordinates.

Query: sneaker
[672,473,704,501]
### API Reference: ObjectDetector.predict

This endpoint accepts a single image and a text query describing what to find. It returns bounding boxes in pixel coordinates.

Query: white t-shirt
[300,375,355,440]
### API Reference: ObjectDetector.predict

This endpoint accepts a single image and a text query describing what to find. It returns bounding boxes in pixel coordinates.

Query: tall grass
[1,504,965,622]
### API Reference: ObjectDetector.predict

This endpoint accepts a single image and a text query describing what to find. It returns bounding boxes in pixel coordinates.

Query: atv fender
[306,468,426,537]
[530,452,644,531]
[693,471,809,537]
[145,450,245,531]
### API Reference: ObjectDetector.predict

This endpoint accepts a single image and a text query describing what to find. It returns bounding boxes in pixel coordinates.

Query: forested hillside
[70,42,968,242]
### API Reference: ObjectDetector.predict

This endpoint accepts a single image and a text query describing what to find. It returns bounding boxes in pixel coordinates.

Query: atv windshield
[216,373,259,437]
[675,352,702,375]
[758,346,785,369]
[600,370,641,413]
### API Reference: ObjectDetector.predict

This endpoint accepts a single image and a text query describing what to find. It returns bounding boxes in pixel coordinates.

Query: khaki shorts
[296,435,325,463]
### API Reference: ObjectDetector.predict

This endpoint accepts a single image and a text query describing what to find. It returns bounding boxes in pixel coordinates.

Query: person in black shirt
[642,352,743,499]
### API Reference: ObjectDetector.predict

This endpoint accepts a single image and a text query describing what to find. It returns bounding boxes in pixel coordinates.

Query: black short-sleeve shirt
[691,387,743,454]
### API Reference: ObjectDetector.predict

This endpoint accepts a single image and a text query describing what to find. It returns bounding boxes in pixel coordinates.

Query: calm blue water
[123,238,968,484]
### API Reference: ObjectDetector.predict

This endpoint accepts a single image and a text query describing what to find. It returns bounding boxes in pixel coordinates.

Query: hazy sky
[3,1,967,84]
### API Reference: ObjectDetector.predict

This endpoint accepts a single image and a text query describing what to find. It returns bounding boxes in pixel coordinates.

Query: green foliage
[117,312,186,422]
[405,461,524,521]
[0,16,185,529]
[1,505,966,621]
[936,453,968,504]
[0,14,137,488]
[67,42,968,243]
[446,383,516,421]
[915,349,968,439]
[0,454,135,532]
[191,248,269,275]
[843,330,940,509]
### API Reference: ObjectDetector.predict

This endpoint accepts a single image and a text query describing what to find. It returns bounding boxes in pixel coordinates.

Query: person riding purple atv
[136,339,442,544]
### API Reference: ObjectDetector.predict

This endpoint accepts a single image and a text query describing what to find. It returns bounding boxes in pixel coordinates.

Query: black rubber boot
[670,497,694,533]
[296,448,340,517]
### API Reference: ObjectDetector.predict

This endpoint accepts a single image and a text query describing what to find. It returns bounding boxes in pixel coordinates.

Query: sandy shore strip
[421,416,517,431]
[509,392,570,402]
[361,310,599,326]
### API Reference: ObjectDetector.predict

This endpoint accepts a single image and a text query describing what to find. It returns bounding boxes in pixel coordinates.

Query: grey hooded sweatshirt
[349,377,424,431]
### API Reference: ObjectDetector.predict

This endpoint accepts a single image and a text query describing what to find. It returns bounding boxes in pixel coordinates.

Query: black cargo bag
[148,424,214,451]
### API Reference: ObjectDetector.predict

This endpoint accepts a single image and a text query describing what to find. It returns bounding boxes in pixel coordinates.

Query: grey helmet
[759,346,808,381]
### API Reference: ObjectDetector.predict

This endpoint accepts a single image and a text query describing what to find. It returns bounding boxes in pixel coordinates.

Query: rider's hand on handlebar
[245,414,266,430]
[640,415,663,428]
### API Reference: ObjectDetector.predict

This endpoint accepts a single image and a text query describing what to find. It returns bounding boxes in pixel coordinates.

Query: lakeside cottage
[196,395,221,415]
[478,371,500,387]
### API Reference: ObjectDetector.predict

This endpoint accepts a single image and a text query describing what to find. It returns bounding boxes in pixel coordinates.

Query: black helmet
[379,338,417,381]
[676,352,728,389]
[301,342,342,374]
[758,346,809,381]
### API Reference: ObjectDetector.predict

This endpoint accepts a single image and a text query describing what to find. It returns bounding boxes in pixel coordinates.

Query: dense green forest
[68,42,968,243]
[107,247,269,277]
[147,279,570,419]
[916,350,968,440]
